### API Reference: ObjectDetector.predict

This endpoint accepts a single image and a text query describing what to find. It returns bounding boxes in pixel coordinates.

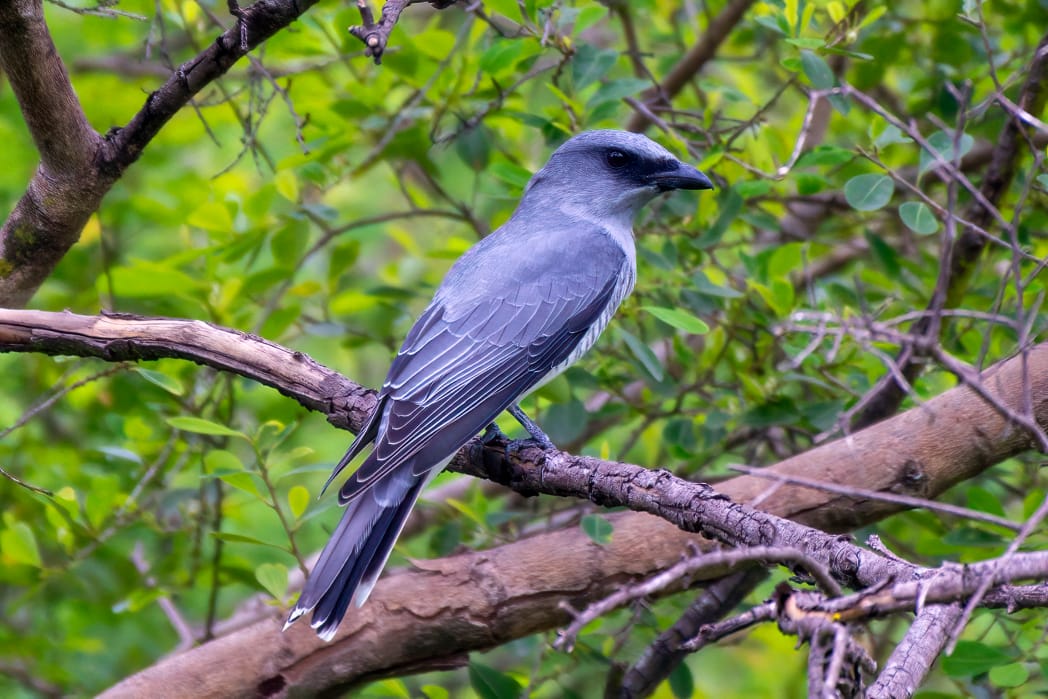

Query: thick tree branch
[0,0,322,308]
[0,1,98,171]
[0,308,374,430]
[0,0,104,307]
[1,309,1046,696]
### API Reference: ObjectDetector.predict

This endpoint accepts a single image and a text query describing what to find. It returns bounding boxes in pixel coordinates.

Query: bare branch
[867,605,964,699]
[0,0,103,306]
[555,545,837,653]
[0,308,373,432]
[730,464,1021,532]
[348,0,456,64]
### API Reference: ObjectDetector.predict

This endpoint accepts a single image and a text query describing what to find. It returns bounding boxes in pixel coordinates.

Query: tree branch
[0,0,323,308]
[0,308,375,430]
[625,0,756,133]
[0,0,104,307]
[866,604,964,699]
[347,0,456,64]
[0,1,98,170]
[2,308,1047,694]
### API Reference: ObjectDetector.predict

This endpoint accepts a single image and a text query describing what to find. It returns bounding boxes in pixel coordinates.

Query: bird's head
[521,130,714,225]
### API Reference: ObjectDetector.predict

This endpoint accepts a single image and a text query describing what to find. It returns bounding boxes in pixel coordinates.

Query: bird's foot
[508,404,557,451]
[481,421,508,445]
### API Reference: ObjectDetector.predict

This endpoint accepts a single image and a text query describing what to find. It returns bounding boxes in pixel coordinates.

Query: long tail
[284,469,426,641]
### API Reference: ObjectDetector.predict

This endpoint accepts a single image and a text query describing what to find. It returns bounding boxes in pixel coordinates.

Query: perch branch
[2,309,1047,696]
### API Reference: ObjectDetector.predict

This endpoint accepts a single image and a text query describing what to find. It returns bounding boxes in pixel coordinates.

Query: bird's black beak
[649,162,714,192]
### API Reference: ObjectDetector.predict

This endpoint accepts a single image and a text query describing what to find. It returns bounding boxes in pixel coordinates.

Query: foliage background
[1,0,1046,696]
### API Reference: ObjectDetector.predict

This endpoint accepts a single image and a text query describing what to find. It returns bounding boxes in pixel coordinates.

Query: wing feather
[336,254,626,503]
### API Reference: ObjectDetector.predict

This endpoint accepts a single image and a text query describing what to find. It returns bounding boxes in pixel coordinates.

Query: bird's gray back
[337,215,635,499]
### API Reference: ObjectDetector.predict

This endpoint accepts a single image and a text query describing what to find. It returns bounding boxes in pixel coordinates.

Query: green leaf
[1,521,42,567]
[112,587,164,614]
[420,685,450,699]
[204,449,243,473]
[211,531,289,551]
[989,662,1030,688]
[489,161,533,189]
[966,486,1006,517]
[786,38,825,49]
[482,0,521,20]
[873,123,911,148]
[618,328,663,382]
[899,201,939,235]
[692,187,741,249]
[692,271,743,298]
[455,124,492,172]
[844,173,894,211]
[668,662,695,699]
[255,562,288,600]
[479,39,525,74]
[580,514,613,545]
[919,130,975,175]
[572,45,618,91]
[214,471,265,499]
[288,485,311,519]
[642,306,710,334]
[942,641,1015,677]
[274,170,299,202]
[587,78,651,108]
[864,231,900,276]
[134,368,185,396]
[573,5,607,34]
[827,92,850,115]
[800,50,835,89]
[187,201,234,232]
[796,172,827,195]
[797,145,853,167]
[105,261,204,298]
[784,0,799,33]
[468,662,521,699]
[166,416,245,439]
[271,220,310,269]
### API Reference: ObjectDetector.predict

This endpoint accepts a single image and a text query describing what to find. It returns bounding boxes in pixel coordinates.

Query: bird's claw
[481,421,507,445]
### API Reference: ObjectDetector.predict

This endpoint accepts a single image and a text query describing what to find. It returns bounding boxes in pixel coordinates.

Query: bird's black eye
[605,149,630,168]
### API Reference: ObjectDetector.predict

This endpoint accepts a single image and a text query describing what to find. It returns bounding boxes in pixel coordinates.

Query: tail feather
[285,466,426,641]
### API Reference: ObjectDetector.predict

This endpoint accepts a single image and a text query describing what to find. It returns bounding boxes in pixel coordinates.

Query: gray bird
[285,130,713,640]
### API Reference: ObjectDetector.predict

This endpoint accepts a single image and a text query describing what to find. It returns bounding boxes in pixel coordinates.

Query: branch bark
[1,309,1046,696]
[866,604,964,699]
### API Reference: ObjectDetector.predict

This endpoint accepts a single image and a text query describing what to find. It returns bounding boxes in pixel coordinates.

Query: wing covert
[337,248,627,502]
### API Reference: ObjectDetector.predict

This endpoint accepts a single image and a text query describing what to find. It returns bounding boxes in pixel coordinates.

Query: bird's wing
[336,245,626,503]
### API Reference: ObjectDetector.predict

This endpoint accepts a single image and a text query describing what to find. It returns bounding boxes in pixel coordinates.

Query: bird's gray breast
[543,253,636,385]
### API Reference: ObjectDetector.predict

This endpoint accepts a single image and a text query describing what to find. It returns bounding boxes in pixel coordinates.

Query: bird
[284,129,714,641]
